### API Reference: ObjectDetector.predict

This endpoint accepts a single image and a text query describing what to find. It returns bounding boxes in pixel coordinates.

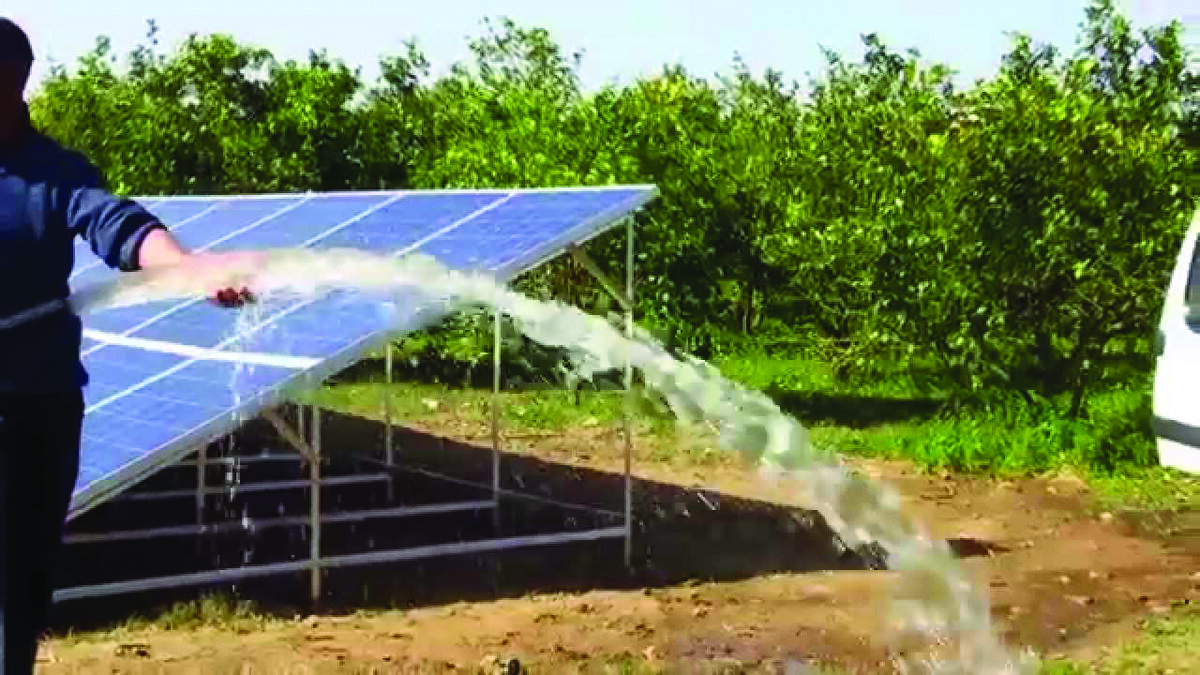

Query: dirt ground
[39,417,1200,674]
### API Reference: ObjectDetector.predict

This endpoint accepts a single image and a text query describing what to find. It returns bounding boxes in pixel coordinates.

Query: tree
[26,3,1197,421]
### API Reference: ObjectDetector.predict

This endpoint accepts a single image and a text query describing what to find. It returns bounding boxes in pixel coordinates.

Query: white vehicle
[1153,208,1200,475]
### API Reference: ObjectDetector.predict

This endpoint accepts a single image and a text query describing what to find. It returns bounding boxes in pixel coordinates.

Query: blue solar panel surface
[68,186,656,517]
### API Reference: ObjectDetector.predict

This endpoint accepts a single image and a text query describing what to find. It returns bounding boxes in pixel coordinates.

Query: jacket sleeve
[64,162,165,272]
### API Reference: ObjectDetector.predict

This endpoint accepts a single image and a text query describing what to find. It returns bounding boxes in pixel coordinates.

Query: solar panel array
[68,187,656,518]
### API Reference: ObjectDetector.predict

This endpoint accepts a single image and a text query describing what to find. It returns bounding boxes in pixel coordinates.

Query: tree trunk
[1068,371,1089,419]
[1066,319,1095,420]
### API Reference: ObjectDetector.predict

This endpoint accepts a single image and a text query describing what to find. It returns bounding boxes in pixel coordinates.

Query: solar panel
[68,186,657,518]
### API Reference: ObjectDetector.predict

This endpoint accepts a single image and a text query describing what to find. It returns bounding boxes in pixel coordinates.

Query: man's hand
[137,228,266,308]
[213,286,255,308]
[182,251,267,308]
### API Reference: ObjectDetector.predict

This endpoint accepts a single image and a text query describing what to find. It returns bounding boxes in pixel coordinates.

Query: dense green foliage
[30,2,1198,470]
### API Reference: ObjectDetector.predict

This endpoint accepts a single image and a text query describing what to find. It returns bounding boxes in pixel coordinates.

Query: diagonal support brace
[263,409,320,464]
[566,242,633,313]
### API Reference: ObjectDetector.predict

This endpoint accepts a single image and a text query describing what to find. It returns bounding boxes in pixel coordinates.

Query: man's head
[0,18,33,101]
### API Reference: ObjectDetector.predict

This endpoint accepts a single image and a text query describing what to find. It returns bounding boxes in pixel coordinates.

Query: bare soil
[39,411,1200,674]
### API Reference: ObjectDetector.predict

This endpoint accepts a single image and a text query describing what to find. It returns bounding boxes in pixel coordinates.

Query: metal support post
[565,224,639,568]
[384,345,394,466]
[114,474,389,502]
[384,343,395,503]
[623,217,635,569]
[195,445,207,557]
[55,527,628,603]
[566,243,633,313]
[310,405,322,605]
[491,299,502,530]
[196,446,206,526]
[262,410,319,464]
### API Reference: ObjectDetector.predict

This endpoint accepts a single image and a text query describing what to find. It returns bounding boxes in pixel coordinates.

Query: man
[0,18,256,673]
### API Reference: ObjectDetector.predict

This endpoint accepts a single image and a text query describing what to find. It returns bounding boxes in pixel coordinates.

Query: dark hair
[0,18,33,91]
[0,18,33,65]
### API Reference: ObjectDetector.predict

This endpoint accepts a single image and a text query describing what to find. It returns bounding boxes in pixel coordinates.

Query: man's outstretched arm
[65,166,257,306]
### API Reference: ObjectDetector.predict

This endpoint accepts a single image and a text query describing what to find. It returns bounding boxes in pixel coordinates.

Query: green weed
[1039,605,1200,674]
[121,592,275,634]
[1086,467,1200,513]
[53,592,277,646]
[306,348,1192,513]
[300,377,677,436]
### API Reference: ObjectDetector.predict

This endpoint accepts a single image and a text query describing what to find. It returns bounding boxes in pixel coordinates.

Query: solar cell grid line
[162,196,312,254]
[306,193,505,252]
[505,190,653,277]
[175,193,398,253]
[422,189,656,277]
[82,330,321,369]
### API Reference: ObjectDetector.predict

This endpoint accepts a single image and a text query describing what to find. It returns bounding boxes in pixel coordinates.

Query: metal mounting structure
[53,215,640,605]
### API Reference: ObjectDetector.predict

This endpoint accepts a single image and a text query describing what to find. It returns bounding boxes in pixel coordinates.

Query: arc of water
[70,248,1035,674]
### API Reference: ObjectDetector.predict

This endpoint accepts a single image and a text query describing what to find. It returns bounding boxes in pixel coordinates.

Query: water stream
[69,247,1034,673]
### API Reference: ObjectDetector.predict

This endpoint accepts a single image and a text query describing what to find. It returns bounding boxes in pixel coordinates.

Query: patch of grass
[713,353,839,394]
[65,592,279,642]
[821,386,1160,476]
[718,355,1170,481]
[538,659,846,674]
[867,412,1072,474]
[588,659,665,675]
[1086,466,1200,513]
[1039,605,1200,673]
[719,355,1197,515]
[300,376,679,437]
[309,348,1191,507]
[713,352,936,400]
[1040,661,1093,675]
[304,378,736,471]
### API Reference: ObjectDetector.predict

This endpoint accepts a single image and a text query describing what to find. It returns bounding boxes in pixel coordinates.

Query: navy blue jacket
[0,105,163,393]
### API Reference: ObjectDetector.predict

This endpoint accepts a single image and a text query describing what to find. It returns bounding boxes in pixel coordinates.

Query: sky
[6,0,1197,93]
